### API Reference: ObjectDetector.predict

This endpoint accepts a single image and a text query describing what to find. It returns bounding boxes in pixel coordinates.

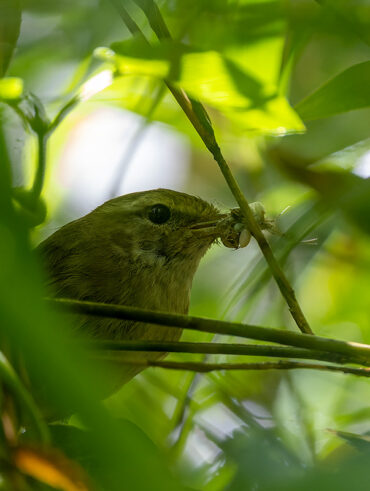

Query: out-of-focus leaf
[0,0,21,77]
[316,0,370,46]
[103,38,304,134]
[273,149,370,234]
[295,61,370,121]
[12,188,47,227]
[264,450,370,491]
[95,46,170,79]
[0,122,185,491]
[180,52,304,134]
[205,426,303,491]
[328,429,370,453]
[47,423,184,491]
[0,76,23,100]
[13,444,93,491]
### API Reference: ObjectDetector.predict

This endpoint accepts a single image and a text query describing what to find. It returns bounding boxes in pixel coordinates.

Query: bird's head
[91,189,238,271]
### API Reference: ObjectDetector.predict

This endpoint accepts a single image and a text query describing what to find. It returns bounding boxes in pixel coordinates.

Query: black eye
[148,204,171,224]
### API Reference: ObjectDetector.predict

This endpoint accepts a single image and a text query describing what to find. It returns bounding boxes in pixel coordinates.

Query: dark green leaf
[295,61,370,121]
[330,429,370,452]
[0,0,21,77]
[275,151,370,234]
[316,0,370,46]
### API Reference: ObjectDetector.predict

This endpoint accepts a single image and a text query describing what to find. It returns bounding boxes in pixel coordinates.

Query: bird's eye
[148,204,171,224]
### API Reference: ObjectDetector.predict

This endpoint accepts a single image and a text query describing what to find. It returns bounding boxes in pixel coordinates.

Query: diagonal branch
[112,0,313,334]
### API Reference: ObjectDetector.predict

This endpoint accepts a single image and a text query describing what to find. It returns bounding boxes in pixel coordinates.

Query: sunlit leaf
[95,46,170,79]
[105,39,304,134]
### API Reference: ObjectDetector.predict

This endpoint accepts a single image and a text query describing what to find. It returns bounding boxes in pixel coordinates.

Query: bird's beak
[188,214,227,240]
[188,213,251,249]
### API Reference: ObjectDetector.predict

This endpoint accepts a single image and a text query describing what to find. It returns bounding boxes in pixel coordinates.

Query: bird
[37,188,249,402]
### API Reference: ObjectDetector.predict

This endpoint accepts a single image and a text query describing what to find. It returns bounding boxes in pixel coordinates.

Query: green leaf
[330,429,370,453]
[0,121,185,491]
[0,76,23,100]
[105,39,304,134]
[295,61,370,121]
[0,0,21,76]
[95,46,170,79]
[276,155,370,234]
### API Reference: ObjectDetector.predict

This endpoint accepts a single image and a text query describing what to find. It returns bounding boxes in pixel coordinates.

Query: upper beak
[188,215,227,239]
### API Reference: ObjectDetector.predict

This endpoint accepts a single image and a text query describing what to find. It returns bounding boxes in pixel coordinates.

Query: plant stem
[92,339,353,365]
[48,96,79,134]
[99,358,370,377]
[31,131,48,198]
[48,298,370,365]
[120,0,313,335]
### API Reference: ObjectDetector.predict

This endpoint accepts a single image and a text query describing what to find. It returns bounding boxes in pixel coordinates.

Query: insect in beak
[189,214,251,249]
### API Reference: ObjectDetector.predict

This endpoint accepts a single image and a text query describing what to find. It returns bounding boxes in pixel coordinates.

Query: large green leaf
[0,123,185,491]
[97,38,304,134]
[295,61,370,121]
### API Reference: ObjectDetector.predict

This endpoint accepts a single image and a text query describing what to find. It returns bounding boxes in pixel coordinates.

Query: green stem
[48,96,79,134]
[31,131,48,198]
[92,339,353,365]
[47,298,370,365]
[99,358,370,377]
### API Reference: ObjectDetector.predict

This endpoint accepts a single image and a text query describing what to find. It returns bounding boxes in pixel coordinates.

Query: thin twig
[47,298,370,365]
[105,358,370,377]
[170,371,200,451]
[109,0,146,39]
[48,96,79,134]
[115,0,312,335]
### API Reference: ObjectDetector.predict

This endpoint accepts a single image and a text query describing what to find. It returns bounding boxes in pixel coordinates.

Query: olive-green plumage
[38,189,228,398]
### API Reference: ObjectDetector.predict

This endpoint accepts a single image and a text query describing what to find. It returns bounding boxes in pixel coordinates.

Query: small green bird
[38,189,250,399]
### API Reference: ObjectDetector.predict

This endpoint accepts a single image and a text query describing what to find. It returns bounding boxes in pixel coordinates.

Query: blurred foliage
[1,0,370,490]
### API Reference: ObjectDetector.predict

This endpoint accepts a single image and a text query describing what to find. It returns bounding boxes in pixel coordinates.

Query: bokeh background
[1,0,370,489]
